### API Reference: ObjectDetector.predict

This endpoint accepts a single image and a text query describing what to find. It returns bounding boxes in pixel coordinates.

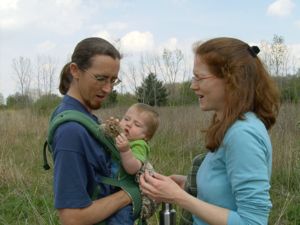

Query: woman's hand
[140,171,185,204]
[169,174,187,189]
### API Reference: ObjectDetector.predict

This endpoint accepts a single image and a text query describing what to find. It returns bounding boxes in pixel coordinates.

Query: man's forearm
[58,190,131,225]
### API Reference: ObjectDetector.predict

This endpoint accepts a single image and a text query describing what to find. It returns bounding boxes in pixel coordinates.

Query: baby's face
[119,107,148,141]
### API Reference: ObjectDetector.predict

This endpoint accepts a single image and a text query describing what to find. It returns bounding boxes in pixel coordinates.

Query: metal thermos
[159,202,176,225]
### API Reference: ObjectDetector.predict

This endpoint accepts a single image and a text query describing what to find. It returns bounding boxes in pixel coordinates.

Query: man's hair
[59,37,121,95]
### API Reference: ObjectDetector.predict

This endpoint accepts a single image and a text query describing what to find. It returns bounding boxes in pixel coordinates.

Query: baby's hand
[116,133,130,152]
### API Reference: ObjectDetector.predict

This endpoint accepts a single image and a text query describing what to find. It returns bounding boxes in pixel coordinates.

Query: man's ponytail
[59,62,72,95]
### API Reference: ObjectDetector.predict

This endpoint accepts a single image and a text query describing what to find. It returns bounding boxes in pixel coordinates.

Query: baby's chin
[126,136,139,141]
[126,136,135,141]
[127,137,147,142]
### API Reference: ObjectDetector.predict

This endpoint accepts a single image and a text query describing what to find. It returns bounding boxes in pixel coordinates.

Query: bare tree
[121,48,190,105]
[181,53,193,82]
[35,55,57,96]
[12,56,32,95]
[124,62,139,93]
[160,48,184,83]
[260,35,289,77]
[270,35,288,76]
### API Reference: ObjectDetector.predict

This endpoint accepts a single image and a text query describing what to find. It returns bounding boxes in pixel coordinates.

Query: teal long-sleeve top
[193,112,272,225]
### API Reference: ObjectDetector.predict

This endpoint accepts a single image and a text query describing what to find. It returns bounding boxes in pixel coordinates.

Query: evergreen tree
[136,73,168,106]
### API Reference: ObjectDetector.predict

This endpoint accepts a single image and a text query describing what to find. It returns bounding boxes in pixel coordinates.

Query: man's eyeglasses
[82,69,121,87]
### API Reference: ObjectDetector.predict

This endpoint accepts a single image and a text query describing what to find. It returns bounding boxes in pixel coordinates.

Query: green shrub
[32,94,61,115]
[6,93,33,109]
[117,93,138,107]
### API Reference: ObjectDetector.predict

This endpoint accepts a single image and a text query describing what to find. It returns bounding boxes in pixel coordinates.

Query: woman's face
[70,55,120,111]
[190,55,226,119]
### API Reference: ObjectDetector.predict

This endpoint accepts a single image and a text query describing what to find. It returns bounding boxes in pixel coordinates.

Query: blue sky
[0,0,299,99]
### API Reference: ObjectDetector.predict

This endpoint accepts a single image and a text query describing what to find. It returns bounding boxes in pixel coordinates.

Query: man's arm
[58,190,131,225]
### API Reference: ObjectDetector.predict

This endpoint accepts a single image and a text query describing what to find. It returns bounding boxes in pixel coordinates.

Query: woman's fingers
[141,172,170,197]
[141,171,185,204]
[140,174,155,196]
[169,175,187,189]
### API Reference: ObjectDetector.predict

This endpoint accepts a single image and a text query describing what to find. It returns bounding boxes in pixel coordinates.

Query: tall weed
[0,104,299,224]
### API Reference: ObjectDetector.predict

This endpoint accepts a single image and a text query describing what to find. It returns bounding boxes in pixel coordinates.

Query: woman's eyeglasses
[191,75,214,83]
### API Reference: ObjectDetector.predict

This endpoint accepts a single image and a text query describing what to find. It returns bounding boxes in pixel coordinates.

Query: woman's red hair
[194,37,280,151]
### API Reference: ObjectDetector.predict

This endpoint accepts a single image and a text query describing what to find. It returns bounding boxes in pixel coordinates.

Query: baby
[104,103,159,224]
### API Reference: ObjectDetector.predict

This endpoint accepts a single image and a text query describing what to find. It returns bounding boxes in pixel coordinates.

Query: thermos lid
[162,202,172,210]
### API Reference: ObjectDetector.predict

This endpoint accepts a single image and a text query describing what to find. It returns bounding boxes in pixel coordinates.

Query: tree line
[0,34,299,111]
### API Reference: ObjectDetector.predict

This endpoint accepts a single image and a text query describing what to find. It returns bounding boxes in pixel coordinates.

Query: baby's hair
[130,103,159,140]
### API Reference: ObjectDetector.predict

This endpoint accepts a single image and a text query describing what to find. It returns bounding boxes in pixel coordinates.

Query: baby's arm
[116,133,142,175]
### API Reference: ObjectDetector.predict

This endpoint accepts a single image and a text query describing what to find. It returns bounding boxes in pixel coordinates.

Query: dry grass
[0,103,299,224]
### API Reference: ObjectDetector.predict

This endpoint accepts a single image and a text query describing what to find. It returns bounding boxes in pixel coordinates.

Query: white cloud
[288,44,300,67]
[154,37,181,55]
[55,0,79,8]
[0,0,24,29]
[92,22,129,42]
[0,0,85,34]
[0,18,19,29]
[162,38,179,50]
[289,44,300,55]
[0,0,18,10]
[95,30,115,43]
[37,0,84,35]
[295,20,300,28]
[267,0,295,17]
[37,41,56,52]
[120,31,154,53]
[107,22,128,31]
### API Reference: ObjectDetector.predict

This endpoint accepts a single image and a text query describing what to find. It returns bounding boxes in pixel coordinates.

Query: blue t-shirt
[52,95,116,218]
[193,112,272,225]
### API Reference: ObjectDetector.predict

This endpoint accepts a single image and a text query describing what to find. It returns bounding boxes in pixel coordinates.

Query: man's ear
[70,63,80,79]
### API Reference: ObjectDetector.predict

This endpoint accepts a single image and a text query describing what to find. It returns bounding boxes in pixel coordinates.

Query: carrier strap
[48,110,120,157]
[43,110,142,220]
[100,176,142,219]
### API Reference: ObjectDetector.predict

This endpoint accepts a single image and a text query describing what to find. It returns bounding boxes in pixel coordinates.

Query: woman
[51,37,132,225]
[140,37,280,225]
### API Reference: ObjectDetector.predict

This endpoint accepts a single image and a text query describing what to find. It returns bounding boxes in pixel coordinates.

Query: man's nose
[101,82,113,93]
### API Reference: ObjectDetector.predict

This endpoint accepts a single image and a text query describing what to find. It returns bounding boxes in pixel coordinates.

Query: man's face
[71,55,120,111]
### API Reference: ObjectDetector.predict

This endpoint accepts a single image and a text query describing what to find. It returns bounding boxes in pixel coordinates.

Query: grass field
[0,103,299,225]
